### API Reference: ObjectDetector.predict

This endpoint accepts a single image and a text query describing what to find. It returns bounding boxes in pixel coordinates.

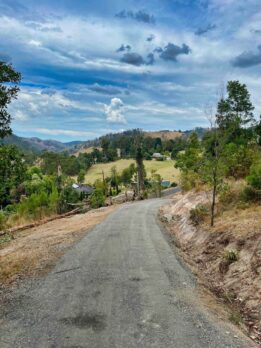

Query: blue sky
[1,0,261,141]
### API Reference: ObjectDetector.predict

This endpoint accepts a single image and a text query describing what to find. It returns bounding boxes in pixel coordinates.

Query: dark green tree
[0,61,21,138]
[0,145,26,206]
[216,81,255,143]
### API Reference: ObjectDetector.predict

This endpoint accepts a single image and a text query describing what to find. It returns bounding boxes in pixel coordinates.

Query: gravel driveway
[0,198,255,348]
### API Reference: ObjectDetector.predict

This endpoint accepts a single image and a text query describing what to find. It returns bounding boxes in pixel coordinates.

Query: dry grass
[145,130,183,140]
[75,146,102,157]
[0,205,116,285]
[161,190,261,344]
[83,159,179,184]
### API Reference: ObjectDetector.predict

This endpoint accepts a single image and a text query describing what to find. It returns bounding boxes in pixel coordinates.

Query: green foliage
[0,62,21,138]
[0,233,13,244]
[171,182,178,187]
[217,81,255,143]
[219,184,235,205]
[229,310,242,325]
[110,166,120,194]
[224,249,239,263]
[150,170,162,197]
[0,210,7,231]
[247,162,261,190]
[241,162,261,202]
[222,143,255,179]
[189,204,208,225]
[121,163,136,187]
[0,145,27,206]
[17,191,50,220]
[59,186,80,213]
[77,169,86,184]
[175,133,202,174]
[90,189,105,209]
[41,151,82,176]
[179,171,201,191]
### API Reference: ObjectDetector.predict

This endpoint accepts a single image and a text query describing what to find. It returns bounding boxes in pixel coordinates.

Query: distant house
[152,153,165,160]
[72,184,93,197]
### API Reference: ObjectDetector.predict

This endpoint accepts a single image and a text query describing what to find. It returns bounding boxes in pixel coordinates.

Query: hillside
[83,159,179,184]
[0,134,83,153]
[145,130,183,140]
[161,191,261,345]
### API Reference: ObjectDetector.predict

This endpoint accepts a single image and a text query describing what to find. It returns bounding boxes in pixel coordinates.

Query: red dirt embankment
[160,191,261,345]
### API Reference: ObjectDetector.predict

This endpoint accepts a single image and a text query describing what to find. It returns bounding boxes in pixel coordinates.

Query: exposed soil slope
[160,191,261,345]
[145,130,183,140]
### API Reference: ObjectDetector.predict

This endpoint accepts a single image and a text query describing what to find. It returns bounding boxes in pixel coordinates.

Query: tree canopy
[0,61,21,138]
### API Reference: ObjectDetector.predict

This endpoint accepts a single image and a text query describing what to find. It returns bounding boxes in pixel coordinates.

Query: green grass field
[84,159,179,184]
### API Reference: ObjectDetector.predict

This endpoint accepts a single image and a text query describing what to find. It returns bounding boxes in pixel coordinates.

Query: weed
[224,249,239,263]
[0,233,14,245]
[189,204,208,225]
[229,311,242,325]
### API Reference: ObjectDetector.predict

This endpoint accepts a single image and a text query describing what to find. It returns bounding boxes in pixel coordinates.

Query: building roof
[152,153,164,158]
[72,184,93,194]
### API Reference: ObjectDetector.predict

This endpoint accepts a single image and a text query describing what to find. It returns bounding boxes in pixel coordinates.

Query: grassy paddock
[83,159,179,184]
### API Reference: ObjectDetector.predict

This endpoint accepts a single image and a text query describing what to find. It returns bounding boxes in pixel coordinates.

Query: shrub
[90,189,105,209]
[171,182,178,187]
[246,162,261,190]
[180,171,200,191]
[219,184,234,205]
[229,311,242,325]
[242,162,261,202]
[224,249,239,263]
[59,186,80,213]
[0,211,7,231]
[242,185,261,202]
[189,204,208,225]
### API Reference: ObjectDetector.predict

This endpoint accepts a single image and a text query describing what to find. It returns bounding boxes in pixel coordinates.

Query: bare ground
[160,191,261,346]
[0,205,116,288]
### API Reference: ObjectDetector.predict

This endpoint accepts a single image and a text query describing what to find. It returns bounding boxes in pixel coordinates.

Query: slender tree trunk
[211,169,217,227]
[136,148,145,200]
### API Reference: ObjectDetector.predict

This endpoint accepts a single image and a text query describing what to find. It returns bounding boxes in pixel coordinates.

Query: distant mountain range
[0,128,207,154]
[0,134,83,153]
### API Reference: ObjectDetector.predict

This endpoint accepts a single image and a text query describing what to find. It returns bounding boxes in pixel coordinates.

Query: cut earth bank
[160,191,261,346]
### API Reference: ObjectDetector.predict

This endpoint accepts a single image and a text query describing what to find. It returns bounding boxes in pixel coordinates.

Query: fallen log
[0,208,82,237]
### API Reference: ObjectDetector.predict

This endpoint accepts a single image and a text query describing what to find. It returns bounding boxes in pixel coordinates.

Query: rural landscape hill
[0,134,83,153]
[1,128,206,154]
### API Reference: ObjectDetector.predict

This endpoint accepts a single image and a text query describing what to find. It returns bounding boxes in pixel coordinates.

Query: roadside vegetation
[162,81,261,343]
[175,80,261,226]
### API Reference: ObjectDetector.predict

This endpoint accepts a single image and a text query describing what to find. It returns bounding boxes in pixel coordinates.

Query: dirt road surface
[0,199,255,348]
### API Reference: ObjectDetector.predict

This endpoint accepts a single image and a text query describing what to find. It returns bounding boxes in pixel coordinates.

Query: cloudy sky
[1,0,261,141]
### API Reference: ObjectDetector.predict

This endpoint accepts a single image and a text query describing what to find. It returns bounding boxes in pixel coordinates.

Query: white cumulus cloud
[104,98,126,124]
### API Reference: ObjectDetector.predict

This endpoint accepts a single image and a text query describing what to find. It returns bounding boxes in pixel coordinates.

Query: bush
[189,204,208,225]
[242,185,261,202]
[242,162,261,202]
[90,189,105,209]
[219,184,234,205]
[224,249,239,263]
[59,186,80,213]
[0,211,7,231]
[180,171,200,191]
[246,162,261,190]
[170,182,178,187]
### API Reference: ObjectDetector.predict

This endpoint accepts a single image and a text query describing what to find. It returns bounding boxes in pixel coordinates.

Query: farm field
[84,159,179,184]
